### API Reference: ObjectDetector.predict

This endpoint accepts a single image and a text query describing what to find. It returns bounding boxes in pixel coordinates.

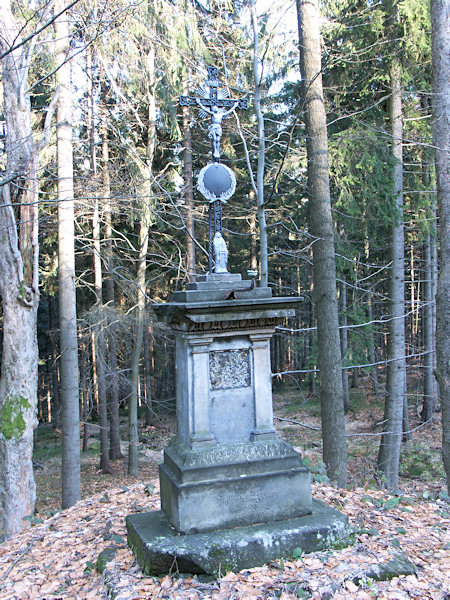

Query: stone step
[186,279,254,291]
[172,287,272,303]
[195,273,242,284]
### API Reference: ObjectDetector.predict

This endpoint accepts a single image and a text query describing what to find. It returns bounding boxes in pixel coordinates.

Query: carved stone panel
[209,349,251,390]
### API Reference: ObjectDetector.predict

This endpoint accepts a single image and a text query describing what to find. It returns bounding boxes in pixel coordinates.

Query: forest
[0,0,449,597]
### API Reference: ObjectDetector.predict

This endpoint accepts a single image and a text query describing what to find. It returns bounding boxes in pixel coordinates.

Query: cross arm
[180,95,248,110]
[179,95,198,107]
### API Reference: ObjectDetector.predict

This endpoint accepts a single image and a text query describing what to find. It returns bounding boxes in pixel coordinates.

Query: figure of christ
[196,101,238,160]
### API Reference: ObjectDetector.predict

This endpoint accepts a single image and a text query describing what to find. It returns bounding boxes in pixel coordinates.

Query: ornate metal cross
[180,66,248,273]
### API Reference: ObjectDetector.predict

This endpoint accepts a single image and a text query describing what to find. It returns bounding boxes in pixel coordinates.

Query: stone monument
[126,67,348,576]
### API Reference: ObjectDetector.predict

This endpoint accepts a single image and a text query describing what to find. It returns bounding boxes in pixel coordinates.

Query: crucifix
[180,66,248,273]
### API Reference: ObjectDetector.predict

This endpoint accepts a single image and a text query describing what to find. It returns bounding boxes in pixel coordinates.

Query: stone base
[126,501,349,576]
[173,273,272,303]
[159,438,312,533]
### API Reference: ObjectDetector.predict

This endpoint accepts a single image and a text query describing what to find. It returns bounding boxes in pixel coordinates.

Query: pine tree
[296,0,347,486]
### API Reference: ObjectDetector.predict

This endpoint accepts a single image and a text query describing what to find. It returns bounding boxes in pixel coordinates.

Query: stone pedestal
[154,275,311,533]
[126,274,349,574]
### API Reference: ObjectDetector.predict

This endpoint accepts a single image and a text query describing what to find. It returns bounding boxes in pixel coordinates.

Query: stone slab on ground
[126,500,349,576]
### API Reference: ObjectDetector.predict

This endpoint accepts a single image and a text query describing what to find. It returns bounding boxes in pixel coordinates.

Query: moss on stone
[0,393,31,440]
[96,546,117,574]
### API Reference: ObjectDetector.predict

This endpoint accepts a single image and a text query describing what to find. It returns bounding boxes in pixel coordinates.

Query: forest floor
[0,384,449,599]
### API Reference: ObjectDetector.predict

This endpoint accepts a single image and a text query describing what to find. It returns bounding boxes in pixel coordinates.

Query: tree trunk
[431,202,439,402]
[128,38,156,476]
[250,208,258,271]
[95,320,110,473]
[99,74,122,460]
[182,78,196,281]
[340,281,350,412]
[128,217,149,475]
[144,324,154,426]
[107,330,122,459]
[409,244,416,353]
[297,0,347,486]
[377,59,406,493]
[430,0,450,493]
[0,1,40,537]
[90,56,111,474]
[252,5,269,288]
[351,367,359,389]
[363,234,380,398]
[79,331,89,454]
[422,235,435,421]
[367,291,380,398]
[55,1,81,509]
[48,295,61,425]
[308,268,316,395]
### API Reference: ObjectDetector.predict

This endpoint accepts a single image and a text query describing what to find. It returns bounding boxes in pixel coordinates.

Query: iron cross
[180,66,248,162]
[180,66,248,274]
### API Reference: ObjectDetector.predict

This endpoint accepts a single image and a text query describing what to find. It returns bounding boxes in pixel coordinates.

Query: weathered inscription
[216,490,279,511]
[172,317,280,333]
[210,349,251,390]
[167,438,296,468]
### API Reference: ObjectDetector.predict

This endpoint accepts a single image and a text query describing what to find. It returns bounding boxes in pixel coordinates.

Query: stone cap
[153,295,302,329]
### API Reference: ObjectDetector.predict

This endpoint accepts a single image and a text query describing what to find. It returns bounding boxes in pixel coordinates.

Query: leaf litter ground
[0,391,449,600]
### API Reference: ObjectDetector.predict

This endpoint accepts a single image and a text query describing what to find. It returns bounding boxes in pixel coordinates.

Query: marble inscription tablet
[210,349,251,390]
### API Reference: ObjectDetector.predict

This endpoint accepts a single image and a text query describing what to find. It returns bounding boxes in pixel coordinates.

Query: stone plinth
[126,501,349,576]
[159,438,311,533]
[153,280,311,533]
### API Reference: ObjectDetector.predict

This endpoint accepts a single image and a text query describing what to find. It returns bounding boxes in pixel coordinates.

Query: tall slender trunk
[89,55,110,474]
[128,38,156,476]
[340,281,350,411]
[363,234,380,398]
[77,326,89,452]
[128,217,150,475]
[351,281,359,389]
[410,244,416,353]
[249,197,258,271]
[430,0,450,493]
[252,5,269,287]
[308,267,316,395]
[182,78,196,281]
[107,329,122,459]
[99,74,122,460]
[48,295,60,425]
[431,202,438,402]
[55,0,81,509]
[94,320,110,472]
[144,324,154,426]
[377,59,406,492]
[297,0,347,486]
[422,235,435,421]
[431,208,439,402]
